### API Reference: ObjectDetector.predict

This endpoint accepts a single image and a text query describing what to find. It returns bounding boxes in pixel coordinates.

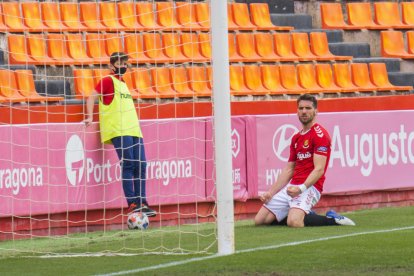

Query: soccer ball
[127,212,149,230]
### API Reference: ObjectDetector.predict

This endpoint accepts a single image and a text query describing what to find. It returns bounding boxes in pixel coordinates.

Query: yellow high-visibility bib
[98,75,142,144]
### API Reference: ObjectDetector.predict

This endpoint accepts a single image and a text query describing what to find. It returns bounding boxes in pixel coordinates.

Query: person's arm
[83,91,99,126]
[286,154,327,198]
[260,161,295,204]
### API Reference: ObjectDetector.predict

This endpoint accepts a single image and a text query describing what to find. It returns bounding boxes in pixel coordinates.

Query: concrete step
[35,80,71,99]
[235,0,294,14]
[353,58,401,72]
[0,64,37,75]
[292,29,343,43]
[271,14,312,29]
[388,72,414,87]
[329,42,371,58]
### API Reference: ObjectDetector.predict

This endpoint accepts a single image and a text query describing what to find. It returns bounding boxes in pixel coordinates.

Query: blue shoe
[326,210,356,226]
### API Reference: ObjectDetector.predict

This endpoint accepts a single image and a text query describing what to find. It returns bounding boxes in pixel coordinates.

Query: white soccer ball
[127,212,149,230]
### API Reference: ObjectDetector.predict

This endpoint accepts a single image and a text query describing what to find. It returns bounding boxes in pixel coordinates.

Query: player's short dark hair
[297,94,318,109]
[109,52,129,65]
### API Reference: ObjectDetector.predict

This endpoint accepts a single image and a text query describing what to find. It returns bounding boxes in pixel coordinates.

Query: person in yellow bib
[84,52,156,217]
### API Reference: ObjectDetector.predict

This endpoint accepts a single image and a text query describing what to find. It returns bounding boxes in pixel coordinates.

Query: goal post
[210,0,235,255]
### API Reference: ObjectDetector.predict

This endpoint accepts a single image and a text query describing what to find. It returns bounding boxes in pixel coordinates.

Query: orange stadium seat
[198,33,211,59]
[80,2,108,32]
[21,2,48,32]
[231,3,256,31]
[297,64,327,93]
[150,67,176,98]
[41,2,67,32]
[181,33,208,62]
[236,33,262,62]
[86,33,109,64]
[73,69,95,99]
[0,69,26,102]
[156,2,180,30]
[279,65,305,94]
[47,34,76,65]
[27,34,56,64]
[346,3,383,30]
[66,34,94,64]
[0,5,8,32]
[402,2,414,26]
[124,33,150,64]
[332,63,359,92]
[118,2,142,31]
[195,3,210,30]
[407,31,414,54]
[291,33,322,61]
[131,68,158,99]
[170,67,194,97]
[8,35,36,65]
[143,33,170,63]
[229,65,252,96]
[92,69,111,88]
[380,31,414,59]
[250,3,293,31]
[254,33,280,62]
[273,33,299,62]
[351,63,377,92]
[162,33,188,63]
[228,33,245,62]
[310,32,352,61]
[121,70,140,99]
[15,70,63,102]
[100,2,123,31]
[60,3,87,31]
[105,33,124,57]
[136,2,162,31]
[243,65,269,95]
[2,2,27,32]
[315,64,342,93]
[369,63,412,91]
[260,65,287,95]
[374,2,410,29]
[320,3,358,30]
[176,2,206,31]
[206,66,213,90]
[187,66,211,97]
[227,3,239,31]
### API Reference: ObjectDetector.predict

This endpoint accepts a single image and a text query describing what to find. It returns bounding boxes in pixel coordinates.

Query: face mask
[113,66,127,75]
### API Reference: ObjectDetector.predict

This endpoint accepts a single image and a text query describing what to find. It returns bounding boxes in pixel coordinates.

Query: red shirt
[95,74,123,105]
[288,123,331,192]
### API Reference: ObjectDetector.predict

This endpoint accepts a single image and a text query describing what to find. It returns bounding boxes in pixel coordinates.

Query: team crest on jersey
[314,125,324,138]
[303,139,309,149]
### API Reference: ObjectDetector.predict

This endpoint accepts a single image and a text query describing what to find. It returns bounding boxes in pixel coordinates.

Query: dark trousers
[111,136,147,206]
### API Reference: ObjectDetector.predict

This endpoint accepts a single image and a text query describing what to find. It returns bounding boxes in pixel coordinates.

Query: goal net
[0,0,234,258]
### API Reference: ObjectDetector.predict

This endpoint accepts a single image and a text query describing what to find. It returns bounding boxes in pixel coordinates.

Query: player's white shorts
[264,184,321,222]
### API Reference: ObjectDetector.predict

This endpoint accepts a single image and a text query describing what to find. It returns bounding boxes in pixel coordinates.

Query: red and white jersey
[288,123,331,192]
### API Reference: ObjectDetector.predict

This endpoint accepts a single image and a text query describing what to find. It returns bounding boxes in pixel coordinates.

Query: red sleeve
[288,134,298,162]
[95,76,114,105]
[313,130,330,157]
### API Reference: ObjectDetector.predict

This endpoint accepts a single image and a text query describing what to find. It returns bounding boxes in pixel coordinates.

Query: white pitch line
[96,225,414,276]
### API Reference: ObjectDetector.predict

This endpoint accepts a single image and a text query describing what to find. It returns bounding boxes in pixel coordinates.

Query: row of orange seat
[321,2,414,30]
[381,31,414,59]
[8,32,349,65]
[72,63,411,100]
[0,69,63,103]
[0,2,289,33]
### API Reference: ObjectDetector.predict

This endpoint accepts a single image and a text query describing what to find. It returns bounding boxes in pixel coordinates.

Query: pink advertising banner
[254,111,414,195]
[0,119,207,217]
[205,117,248,201]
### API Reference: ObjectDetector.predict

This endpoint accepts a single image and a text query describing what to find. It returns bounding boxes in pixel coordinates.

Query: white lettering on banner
[265,168,282,186]
[86,159,113,183]
[0,167,43,195]
[329,125,414,176]
[146,160,192,186]
[232,168,241,184]
[231,129,240,158]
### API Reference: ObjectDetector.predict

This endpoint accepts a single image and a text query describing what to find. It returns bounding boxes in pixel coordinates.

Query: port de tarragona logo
[272,124,299,162]
[65,135,85,186]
